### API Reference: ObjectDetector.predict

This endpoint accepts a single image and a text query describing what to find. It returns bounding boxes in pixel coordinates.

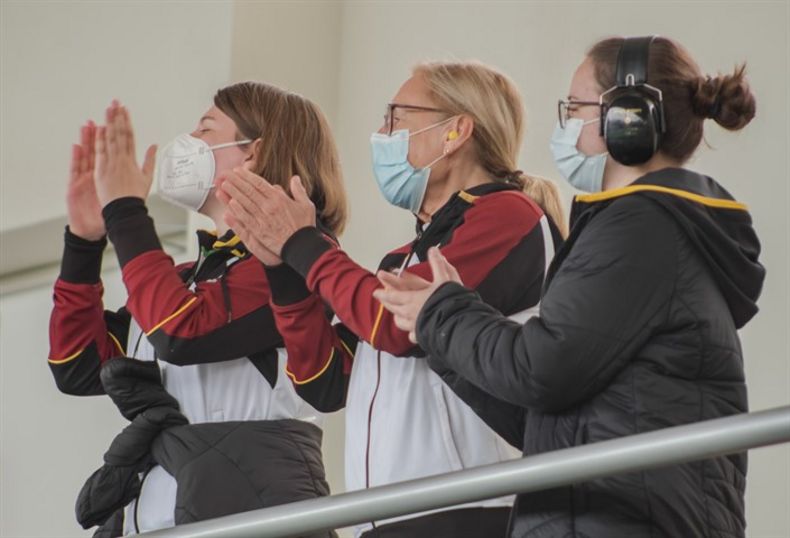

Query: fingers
[392,309,418,335]
[375,282,436,341]
[372,287,411,309]
[79,124,91,177]
[396,270,432,289]
[223,209,238,231]
[215,177,232,206]
[408,330,417,344]
[141,144,157,180]
[121,106,136,156]
[377,270,403,290]
[95,125,107,178]
[376,269,430,291]
[427,247,448,281]
[85,120,96,172]
[104,102,118,159]
[222,172,266,216]
[70,144,82,183]
[76,122,96,178]
[113,104,128,159]
[227,198,258,231]
[376,297,416,322]
[290,175,310,203]
[236,167,279,199]
[427,246,461,284]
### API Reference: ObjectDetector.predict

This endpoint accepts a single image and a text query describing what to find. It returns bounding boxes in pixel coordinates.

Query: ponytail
[519,173,568,238]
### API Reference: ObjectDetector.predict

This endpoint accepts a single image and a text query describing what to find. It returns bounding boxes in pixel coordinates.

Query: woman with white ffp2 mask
[217,61,566,538]
[47,83,347,536]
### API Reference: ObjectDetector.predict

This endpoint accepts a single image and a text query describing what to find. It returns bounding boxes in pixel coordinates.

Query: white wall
[1,1,788,537]
[0,0,234,233]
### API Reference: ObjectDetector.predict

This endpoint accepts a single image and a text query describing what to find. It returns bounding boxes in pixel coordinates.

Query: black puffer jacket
[77,358,334,537]
[419,168,765,537]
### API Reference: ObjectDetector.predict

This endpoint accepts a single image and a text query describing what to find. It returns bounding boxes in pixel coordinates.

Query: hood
[573,167,765,328]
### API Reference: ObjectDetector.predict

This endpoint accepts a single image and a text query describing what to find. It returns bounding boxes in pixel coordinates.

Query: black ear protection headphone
[600,35,666,165]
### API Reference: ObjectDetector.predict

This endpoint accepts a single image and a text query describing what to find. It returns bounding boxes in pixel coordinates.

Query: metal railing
[143,405,790,538]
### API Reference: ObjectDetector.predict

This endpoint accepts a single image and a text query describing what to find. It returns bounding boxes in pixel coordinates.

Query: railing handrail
[142,405,790,538]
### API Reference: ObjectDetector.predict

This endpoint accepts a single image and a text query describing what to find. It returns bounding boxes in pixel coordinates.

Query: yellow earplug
[448,130,459,141]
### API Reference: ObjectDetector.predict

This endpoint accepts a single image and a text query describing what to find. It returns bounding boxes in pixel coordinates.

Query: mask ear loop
[207,139,253,151]
[415,118,465,175]
[408,115,459,137]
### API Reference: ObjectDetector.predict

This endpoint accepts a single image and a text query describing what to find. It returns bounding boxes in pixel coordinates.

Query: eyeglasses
[384,103,447,135]
[557,99,603,128]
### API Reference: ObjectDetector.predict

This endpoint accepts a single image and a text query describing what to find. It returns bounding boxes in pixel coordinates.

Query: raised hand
[67,121,106,241]
[94,100,157,208]
[373,247,463,343]
[217,170,316,259]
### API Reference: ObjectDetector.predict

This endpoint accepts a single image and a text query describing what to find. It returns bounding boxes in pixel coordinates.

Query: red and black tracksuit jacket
[48,196,317,394]
[269,182,562,411]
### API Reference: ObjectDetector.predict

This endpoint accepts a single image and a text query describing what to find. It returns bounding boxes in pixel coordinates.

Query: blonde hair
[522,173,568,238]
[214,82,348,235]
[414,61,566,236]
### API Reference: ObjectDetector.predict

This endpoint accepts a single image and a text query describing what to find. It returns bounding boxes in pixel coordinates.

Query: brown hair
[414,61,566,235]
[214,81,348,235]
[587,37,756,163]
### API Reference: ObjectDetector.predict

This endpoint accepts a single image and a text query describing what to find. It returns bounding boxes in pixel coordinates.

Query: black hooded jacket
[418,168,765,537]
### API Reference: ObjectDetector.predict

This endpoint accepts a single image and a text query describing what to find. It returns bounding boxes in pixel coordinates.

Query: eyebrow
[199,115,216,123]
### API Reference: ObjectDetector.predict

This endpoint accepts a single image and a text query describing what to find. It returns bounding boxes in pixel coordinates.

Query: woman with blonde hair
[48,82,345,535]
[219,61,564,537]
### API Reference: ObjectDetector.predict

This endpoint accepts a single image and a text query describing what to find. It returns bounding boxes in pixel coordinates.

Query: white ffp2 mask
[156,134,251,211]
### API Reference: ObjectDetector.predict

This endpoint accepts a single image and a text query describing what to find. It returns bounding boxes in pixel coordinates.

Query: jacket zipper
[363,235,421,528]
[365,350,383,490]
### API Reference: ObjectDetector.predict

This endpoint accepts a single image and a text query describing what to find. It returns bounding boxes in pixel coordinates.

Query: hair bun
[692,64,756,130]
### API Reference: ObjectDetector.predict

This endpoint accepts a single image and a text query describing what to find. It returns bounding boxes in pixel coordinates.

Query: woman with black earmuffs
[373,36,766,537]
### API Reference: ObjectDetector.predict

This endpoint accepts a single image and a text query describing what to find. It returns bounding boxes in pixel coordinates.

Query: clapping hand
[373,247,463,343]
[66,121,105,241]
[93,100,157,208]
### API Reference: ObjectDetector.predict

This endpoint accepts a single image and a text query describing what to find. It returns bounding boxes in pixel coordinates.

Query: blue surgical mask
[370,117,455,213]
[550,118,607,193]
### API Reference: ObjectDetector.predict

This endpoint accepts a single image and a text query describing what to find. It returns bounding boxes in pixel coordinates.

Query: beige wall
[1,1,787,537]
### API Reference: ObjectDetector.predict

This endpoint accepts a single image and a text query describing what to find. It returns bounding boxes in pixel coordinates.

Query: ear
[242,138,263,171]
[443,115,474,157]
